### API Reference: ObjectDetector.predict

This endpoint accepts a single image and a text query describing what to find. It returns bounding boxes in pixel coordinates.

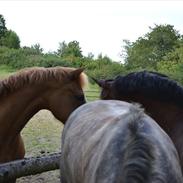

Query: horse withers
[0,66,88,182]
[95,71,183,172]
[60,100,183,183]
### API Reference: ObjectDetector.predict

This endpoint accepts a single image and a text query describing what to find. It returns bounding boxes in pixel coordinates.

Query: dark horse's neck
[0,86,44,143]
[123,95,183,170]
[120,95,183,131]
[138,98,183,133]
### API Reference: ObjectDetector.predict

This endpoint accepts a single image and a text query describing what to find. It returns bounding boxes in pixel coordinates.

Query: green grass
[18,110,62,182]
[85,82,100,101]
[21,110,63,157]
[0,65,16,79]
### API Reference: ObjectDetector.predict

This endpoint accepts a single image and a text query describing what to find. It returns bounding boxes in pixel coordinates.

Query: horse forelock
[0,67,87,96]
[113,71,183,107]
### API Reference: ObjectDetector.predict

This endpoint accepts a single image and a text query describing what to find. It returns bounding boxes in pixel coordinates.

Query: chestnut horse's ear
[69,68,84,80]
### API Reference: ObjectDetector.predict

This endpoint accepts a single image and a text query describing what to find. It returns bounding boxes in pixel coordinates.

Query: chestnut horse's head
[43,67,88,123]
[0,67,88,124]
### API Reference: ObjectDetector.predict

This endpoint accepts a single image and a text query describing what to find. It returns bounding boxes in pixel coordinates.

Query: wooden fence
[0,152,61,182]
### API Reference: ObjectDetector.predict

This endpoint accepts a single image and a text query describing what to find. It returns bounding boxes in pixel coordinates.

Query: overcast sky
[1,0,183,61]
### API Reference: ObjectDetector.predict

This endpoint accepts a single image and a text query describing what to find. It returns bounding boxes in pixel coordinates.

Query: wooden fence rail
[0,152,61,182]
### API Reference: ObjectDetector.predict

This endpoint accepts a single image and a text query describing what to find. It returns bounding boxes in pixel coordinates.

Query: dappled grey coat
[60,100,183,183]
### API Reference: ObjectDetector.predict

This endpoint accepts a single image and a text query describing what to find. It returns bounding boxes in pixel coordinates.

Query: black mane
[113,71,183,106]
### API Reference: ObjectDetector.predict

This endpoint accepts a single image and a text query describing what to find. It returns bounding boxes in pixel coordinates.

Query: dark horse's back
[60,100,183,183]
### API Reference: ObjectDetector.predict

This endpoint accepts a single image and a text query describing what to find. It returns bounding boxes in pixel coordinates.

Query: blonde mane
[0,67,88,96]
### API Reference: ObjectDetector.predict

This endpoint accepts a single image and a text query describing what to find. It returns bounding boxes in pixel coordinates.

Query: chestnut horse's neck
[0,85,45,143]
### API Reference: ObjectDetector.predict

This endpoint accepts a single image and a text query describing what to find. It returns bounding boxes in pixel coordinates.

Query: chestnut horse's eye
[75,95,85,102]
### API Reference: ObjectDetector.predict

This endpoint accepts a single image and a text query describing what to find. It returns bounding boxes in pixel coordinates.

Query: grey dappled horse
[60,100,183,183]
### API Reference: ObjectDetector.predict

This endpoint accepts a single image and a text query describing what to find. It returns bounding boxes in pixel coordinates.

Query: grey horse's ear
[70,68,84,80]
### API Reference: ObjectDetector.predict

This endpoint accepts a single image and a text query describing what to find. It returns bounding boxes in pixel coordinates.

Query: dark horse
[60,100,183,183]
[0,66,88,182]
[94,70,183,171]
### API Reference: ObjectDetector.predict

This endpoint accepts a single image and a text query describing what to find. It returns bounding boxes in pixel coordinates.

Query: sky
[1,0,183,61]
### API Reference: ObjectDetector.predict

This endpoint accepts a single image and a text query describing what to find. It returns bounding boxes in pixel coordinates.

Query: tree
[156,41,183,84]
[31,43,43,54]
[122,38,156,69]
[57,41,67,57]
[57,40,83,58]
[87,52,94,59]
[122,24,181,69]
[1,30,20,49]
[0,14,7,39]
[0,15,21,49]
[147,24,180,60]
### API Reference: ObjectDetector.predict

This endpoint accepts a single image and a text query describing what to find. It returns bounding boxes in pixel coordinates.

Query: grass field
[0,66,14,79]
[18,110,62,183]
[0,66,100,182]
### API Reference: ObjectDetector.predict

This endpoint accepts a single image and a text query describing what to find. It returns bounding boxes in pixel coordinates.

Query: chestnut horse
[0,66,87,182]
[60,100,183,183]
[95,70,183,171]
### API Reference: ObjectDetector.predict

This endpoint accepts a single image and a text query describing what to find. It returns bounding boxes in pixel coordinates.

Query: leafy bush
[0,47,72,69]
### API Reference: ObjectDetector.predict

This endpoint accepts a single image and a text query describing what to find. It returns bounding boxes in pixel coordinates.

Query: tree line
[1,14,183,84]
